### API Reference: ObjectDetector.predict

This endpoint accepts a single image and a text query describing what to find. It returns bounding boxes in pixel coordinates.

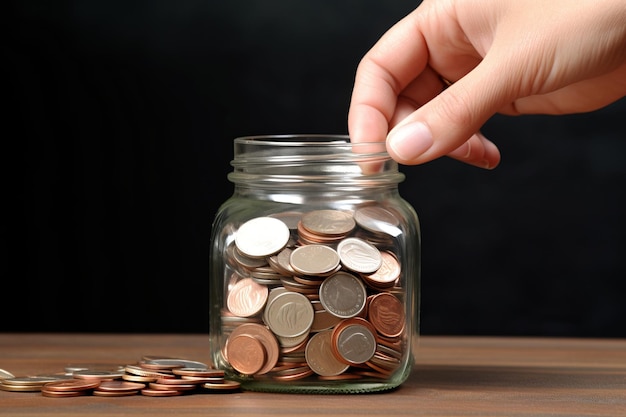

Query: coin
[319,271,367,319]
[42,379,101,392]
[141,388,184,397]
[0,369,15,380]
[202,380,241,391]
[337,237,382,274]
[361,250,401,288]
[226,277,269,318]
[367,292,405,338]
[171,368,225,378]
[305,330,349,377]
[92,389,139,397]
[95,380,146,392]
[149,381,196,391]
[226,334,266,375]
[72,370,123,380]
[41,389,87,398]
[235,216,290,258]
[225,323,279,375]
[140,358,208,370]
[354,205,401,236]
[264,291,314,338]
[289,244,340,276]
[331,318,377,365]
[300,210,355,236]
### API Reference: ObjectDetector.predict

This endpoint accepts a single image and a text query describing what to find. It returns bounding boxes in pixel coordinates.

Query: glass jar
[209,134,420,393]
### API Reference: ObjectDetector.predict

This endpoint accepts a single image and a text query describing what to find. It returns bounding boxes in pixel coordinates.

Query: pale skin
[348,0,626,169]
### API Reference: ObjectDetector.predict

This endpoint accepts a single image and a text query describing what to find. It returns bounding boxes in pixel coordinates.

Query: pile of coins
[219,207,408,382]
[0,356,240,397]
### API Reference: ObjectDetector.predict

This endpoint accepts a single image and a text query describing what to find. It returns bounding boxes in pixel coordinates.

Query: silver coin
[335,322,377,364]
[300,210,355,236]
[264,291,314,338]
[144,359,209,369]
[0,369,15,380]
[337,237,382,274]
[354,205,401,236]
[319,272,367,318]
[235,217,290,258]
[289,244,340,275]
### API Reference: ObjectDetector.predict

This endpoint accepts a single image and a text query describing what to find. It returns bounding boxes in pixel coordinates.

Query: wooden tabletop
[1,333,625,416]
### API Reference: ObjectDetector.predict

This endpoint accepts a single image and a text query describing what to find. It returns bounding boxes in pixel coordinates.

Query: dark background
[5,0,625,337]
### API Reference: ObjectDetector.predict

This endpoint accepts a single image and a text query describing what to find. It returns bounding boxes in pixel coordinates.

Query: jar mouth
[228,135,403,187]
[231,134,389,163]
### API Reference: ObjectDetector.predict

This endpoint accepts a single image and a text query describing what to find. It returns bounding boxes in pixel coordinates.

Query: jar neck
[227,135,406,191]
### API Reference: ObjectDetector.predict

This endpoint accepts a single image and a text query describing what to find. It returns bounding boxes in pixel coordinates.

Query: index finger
[348,11,429,143]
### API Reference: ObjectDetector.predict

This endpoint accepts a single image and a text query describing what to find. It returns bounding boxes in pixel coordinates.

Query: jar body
[209,135,420,393]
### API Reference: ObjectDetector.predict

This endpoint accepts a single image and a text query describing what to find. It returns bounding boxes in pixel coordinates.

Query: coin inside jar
[289,244,340,276]
[319,271,367,319]
[234,217,290,258]
[227,277,269,318]
[336,237,382,274]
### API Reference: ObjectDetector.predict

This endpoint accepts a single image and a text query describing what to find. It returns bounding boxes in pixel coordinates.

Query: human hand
[348,0,626,168]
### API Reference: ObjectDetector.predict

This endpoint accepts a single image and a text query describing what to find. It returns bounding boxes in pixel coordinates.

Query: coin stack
[219,207,407,382]
[0,356,241,397]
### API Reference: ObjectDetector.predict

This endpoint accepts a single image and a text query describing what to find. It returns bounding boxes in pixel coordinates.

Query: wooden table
[1,333,625,416]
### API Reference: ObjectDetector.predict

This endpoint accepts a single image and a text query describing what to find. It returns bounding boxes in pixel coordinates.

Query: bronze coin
[96,380,146,392]
[225,323,279,375]
[226,334,266,375]
[367,292,405,338]
[141,388,184,397]
[42,379,101,392]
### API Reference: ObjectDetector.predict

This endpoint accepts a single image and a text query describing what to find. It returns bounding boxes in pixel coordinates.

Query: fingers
[385,57,508,169]
[348,11,430,144]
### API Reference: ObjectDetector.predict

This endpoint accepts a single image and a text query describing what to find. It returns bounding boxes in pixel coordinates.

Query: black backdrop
[6,0,626,336]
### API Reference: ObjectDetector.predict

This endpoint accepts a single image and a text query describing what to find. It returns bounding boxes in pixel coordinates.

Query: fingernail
[388,121,433,160]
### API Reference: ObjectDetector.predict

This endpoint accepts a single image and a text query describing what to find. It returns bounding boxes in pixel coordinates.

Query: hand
[348,0,626,168]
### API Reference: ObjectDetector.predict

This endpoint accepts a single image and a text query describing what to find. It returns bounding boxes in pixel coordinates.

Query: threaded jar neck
[227,135,405,189]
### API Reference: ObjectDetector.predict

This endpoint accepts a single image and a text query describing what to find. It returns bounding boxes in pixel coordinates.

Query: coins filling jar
[209,135,420,393]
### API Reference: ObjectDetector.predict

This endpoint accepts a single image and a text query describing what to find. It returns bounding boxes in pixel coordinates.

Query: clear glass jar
[209,134,420,393]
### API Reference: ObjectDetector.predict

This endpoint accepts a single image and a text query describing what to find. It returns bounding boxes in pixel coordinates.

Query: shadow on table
[410,364,625,391]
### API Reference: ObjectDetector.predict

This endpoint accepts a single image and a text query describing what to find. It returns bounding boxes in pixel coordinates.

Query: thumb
[386,61,508,169]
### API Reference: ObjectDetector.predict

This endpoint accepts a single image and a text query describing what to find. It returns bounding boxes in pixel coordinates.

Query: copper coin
[41,389,87,398]
[305,330,350,377]
[141,388,184,397]
[95,380,146,392]
[92,389,139,397]
[367,292,405,338]
[225,323,279,375]
[155,377,201,386]
[226,334,266,375]
[362,250,401,288]
[226,277,269,318]
[42,379,101,392]
[149,382,196,391]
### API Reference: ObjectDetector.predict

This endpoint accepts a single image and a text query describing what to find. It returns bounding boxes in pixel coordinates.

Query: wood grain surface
[1,333,625,416]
